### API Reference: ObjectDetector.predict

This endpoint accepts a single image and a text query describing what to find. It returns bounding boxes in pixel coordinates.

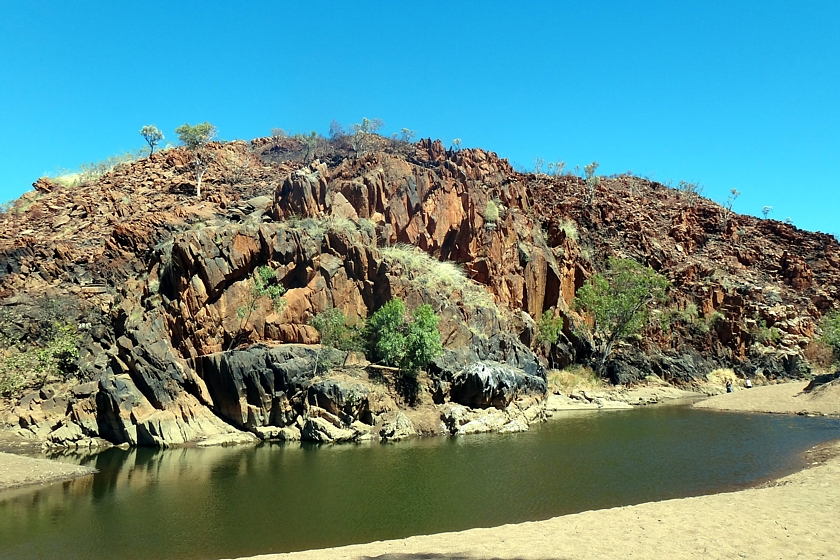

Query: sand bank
[694,379,840,416]
[0,451,96,492]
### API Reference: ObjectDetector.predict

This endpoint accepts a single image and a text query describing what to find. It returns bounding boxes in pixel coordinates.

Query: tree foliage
[537,310,564,346]
[583,161,600,203]
[350,117,383,155]
[139,125,164,155]
[574,257,669,374]
[230,266,285,350]
[364,298,442,377]
[819,310,840,361]
[293,131,319,163]
[175,122,217,198]
[311,307,351,373]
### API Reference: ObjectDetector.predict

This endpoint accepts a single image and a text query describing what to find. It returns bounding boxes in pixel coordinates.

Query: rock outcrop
[1,135,838,448]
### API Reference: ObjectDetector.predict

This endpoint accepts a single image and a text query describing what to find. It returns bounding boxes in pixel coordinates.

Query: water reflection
[1,406,838,560]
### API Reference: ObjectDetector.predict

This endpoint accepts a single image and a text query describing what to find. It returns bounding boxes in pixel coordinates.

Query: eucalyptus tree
[175,122,217,198]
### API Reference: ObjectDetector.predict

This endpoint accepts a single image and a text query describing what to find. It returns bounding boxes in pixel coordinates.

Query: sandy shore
[695,380,840,416]
[241,381,840,560]
[0,451,96,492]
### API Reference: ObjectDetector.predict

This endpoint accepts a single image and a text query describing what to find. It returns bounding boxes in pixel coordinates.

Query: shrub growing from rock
[310,307,362,373]
[819,310,840,363]
[0,322,78,398]
[574,257,669,375]
[364,298,442,378]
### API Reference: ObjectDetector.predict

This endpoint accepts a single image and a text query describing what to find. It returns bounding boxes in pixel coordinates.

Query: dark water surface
[1,405,839,559]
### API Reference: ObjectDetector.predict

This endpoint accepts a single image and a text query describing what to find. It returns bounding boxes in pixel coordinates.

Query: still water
[1,405,839,559]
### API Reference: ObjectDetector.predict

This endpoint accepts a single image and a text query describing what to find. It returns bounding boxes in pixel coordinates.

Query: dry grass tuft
[708,368,737,386]
[379,244,496,309]
[547,365,602,394]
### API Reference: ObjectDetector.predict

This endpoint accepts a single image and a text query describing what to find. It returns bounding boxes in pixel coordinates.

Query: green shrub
[357,218,376,237]
[574,257,669,374]
[557,218,579,241]
[231,266,286,350]
[50,150,144,187]
[285,216,328,239]
[311,308,352,373]
[254,266,286,308]
[660,302,700,332]
[537,310,564,346]
[364,298,442,378]
[752,319,782,345]
[0,323,79,398]
[818,310,840,360]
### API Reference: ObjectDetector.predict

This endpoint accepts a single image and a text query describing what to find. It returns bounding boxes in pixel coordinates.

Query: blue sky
[1,1,838,234]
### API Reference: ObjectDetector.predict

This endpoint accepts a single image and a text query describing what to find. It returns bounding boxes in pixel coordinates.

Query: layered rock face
[529,174,839,382]
[1,140,553,447]
[1,136,838,447]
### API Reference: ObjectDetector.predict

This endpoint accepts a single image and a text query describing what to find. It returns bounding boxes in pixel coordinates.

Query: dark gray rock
[606,348,715,385]
[739,347,811,379]
[431,331,546,381]
[447,361,547,409]
[196,344,318,430]
[307,379,369,423]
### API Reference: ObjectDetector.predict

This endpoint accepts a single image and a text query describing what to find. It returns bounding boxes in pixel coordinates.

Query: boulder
[447,361,546,409]
[378,411,416,441]
[301,416,355,443]
[196,344,318,430]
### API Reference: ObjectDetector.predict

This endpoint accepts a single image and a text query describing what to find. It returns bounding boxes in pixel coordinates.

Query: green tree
[574,257,669,375]
[364,298,442,378]
[175,122,217,198]
[293,131,319,163]
[819,310,840,361]
[350,117,383,155]
[584,161,600,203]
[310,307,356,373]
[139,125,164,155]
[403,304,443,375]
[0,322,78,397]
[537,310,564,346]
[230,266,285,350]
[537,310,565,370]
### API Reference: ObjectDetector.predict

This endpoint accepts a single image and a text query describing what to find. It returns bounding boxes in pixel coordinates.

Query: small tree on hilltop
[293,131,319,163]
[350,117,384,155]
[329,120,346,140]
[584,161,600,203]
[140,125,164,155]
[175,122,217,198]
[574,257,669,376]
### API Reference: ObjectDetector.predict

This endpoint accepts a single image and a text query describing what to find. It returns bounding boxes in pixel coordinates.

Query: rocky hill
[1,135,837,449]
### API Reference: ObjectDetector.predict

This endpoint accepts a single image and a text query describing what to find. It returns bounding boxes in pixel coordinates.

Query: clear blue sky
[1,1,838,234]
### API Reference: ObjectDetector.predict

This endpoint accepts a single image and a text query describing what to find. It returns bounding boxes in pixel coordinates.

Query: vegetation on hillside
[364,298,442,378]
[574,257,669,374]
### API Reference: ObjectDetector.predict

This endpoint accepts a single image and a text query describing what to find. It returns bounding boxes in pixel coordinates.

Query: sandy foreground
[241,381,840,560]
[0,451,96,492]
